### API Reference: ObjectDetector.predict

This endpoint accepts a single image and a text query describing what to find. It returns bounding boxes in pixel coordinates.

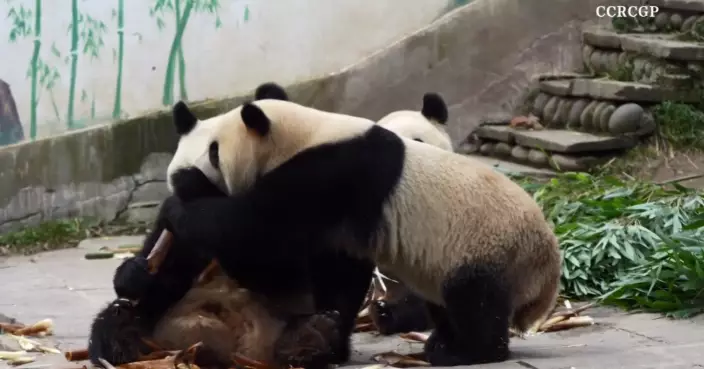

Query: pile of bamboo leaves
[511,172,704,318]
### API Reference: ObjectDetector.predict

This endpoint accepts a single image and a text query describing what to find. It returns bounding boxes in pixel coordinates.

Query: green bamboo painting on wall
[149,0,222,106]
[2,0,249,146]
[113,0,125,119]
[7,0,43,140]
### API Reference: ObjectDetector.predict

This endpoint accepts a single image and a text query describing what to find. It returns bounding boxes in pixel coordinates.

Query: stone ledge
[583,27,704,61]
[0,75,355,231]
[474,126,638,153]
[463,134,616,172]
[539,78,699,103]
[648,0,704,12]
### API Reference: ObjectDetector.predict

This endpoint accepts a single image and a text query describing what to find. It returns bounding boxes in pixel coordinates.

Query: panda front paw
[113,257,154,300]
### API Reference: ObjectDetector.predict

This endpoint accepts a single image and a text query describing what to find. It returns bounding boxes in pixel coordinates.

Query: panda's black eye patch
[208,141,220,169]
[413,138,424,143]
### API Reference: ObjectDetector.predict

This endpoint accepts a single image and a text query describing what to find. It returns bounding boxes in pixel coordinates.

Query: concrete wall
[0,0,455,145]
[0,0,634,231]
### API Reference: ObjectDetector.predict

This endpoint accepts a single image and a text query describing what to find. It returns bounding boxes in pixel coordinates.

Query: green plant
[511,172,704,317]
[602,230,704,318]
[652,101,704,150]
[0,218,97,254]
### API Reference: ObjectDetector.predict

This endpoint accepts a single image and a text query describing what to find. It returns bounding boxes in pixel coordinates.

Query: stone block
[512,129,637,153]
[474,126,638,153]
[539,80,572,96]
[474,125,515,143]
[649,0,704,12]
[570,79,698,103]
[582,27,623,49]
[620,34,704,61]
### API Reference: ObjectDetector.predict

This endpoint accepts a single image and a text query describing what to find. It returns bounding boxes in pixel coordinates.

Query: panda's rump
[374,143,557,306]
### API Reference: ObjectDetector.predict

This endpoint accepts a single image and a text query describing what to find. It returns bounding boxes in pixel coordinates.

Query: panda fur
[369,92,456,336]
[87,85,346,369]
[377,93,453,152]
[160,96,562,366]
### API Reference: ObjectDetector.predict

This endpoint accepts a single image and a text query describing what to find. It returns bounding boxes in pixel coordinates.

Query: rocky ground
[0,235,703,369]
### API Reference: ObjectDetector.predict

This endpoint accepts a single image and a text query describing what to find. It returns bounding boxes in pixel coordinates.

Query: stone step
[582,27,704,61]
[538,78,698,103]
[462,127,623,172]
[612,2,704,34]
[463,154,557,177]
[649,0,704,13]
[528,88,656,136]
[581,43,700,87]
[473,126,638,153]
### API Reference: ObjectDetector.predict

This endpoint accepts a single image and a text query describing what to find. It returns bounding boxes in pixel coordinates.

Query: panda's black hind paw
[113,256,154,300]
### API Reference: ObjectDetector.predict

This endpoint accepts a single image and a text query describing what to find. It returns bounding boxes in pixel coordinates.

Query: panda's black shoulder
[265,124,405,191]
[251,124,406,231]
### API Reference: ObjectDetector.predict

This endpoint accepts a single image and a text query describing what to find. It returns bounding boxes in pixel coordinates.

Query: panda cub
[377,92,453,151]
[370,92,455,336]
[159,93,562,366]
[87,85,346,369]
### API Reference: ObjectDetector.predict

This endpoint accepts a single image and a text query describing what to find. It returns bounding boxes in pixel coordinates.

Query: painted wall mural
[0,0,455,146]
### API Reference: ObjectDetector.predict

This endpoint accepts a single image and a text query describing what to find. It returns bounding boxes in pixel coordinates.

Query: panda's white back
[373,139,558,305]
[377,110,453,152]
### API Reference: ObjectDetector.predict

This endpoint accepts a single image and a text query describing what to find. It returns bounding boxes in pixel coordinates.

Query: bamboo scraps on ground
[89,342,296,369]
[84,230,174,263]
[533,301,596,333]
[0,335,61,366]
[0,319,53,337]
[354,298,596,335]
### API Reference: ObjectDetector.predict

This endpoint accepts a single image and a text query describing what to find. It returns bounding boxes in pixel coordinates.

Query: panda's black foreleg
[310,252,375,364]
[424,262,511,366]
[88,299,154,366]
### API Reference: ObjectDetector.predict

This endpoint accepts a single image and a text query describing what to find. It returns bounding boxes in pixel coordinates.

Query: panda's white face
[166,104,227,194]
[377,92,453,152]
[378,111,453,152]
[168,99,376,197]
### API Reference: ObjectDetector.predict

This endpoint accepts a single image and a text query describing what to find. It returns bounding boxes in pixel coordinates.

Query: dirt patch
[648,151,704,188]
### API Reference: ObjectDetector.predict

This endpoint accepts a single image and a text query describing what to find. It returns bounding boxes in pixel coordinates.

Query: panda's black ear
[172,101,197,135]
[421,93,448,125]
[254,82,289,101]
[241,102,271,136]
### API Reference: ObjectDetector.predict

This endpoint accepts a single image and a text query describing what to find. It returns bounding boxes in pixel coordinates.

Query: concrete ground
[1,236,703,369]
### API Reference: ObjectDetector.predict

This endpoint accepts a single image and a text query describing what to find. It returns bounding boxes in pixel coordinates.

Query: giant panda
[158,95,562,366]
[377,92,453,152]
[86,84,349,369]
[369,92,455,336]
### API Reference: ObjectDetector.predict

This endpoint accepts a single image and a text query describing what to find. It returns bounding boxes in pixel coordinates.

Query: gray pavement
[0,236,703,369]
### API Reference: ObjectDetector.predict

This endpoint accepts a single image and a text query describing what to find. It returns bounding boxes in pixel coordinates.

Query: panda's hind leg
[424,262,511,366]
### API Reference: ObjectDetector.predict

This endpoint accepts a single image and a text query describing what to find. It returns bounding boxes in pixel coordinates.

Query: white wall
[0,0,454,143]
